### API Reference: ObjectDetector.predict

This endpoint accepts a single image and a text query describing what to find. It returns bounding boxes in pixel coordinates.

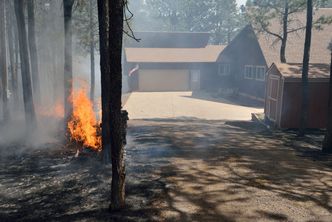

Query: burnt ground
[1,119,332,221]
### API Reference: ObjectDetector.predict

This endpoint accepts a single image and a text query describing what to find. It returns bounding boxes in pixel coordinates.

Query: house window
[244,65,255,79]
[256,66,266,81]
[218,63,230,76]
[244,65,266,81]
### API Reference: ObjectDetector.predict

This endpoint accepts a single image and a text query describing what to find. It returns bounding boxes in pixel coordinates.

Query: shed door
[267,76,279,121]
[138,69,190,91]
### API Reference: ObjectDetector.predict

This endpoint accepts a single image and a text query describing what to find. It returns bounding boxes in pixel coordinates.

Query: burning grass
[68,88,101,151]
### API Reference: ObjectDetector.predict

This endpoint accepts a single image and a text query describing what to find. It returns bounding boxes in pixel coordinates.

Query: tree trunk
[0,0,9,121]
[299,0,313,136]
[89,0,95,102]
[280,0,288,63]
[97,0,111,164]
[98,0,126,210]
[27,0,40,104]
[63,0,74,131]
[6,0,18,108]
[14,0,37,128]
[322,49,332,153]
[108,0,125,210]
[14,11,19,105]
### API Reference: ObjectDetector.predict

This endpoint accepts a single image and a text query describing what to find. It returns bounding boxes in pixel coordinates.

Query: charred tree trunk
[322,45,332,153]
[14,12,19,104]
[27,0,40,104]
[97,0,111,164]
[63,0,74,132]
[280,0,288,63]
[6,0,18,107]
[299,0,313,136]
[108,0,125,210]
[98,0,126,210]
[89,0,95,102]
[14,0,37,128]
[0,0,9,121]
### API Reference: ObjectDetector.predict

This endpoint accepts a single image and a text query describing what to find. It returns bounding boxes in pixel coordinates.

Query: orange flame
[68,88,101,151]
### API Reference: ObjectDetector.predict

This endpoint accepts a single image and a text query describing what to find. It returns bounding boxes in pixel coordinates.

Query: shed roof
[256,8,332,66]
[273,63,330,79]
[125,45,226,63]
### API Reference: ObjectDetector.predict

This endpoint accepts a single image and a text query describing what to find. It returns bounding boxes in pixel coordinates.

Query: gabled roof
[256,8,332,66]
[126,31,211,48]
[273,63,330,79]
[125,45,226,63]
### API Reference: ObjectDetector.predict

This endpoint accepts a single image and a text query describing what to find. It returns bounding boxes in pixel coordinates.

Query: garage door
[138,69,190,91]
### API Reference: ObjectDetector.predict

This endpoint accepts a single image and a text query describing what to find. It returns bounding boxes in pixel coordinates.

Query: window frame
[255,66,266,81]
[218,63,231,76]
[244,65,266,81]
[244,65,254,79]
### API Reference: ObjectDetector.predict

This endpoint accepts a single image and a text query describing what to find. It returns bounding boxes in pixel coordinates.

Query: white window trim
[256,66,266,81]
[244,65,266,81]
[218,63,230,76]
[244,65,254,79]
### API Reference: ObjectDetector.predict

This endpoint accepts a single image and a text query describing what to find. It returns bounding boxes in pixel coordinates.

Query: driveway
[124,91,263,120]
[127,119,332,221]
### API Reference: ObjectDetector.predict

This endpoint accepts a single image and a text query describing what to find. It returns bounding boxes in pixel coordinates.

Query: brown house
[125,45,225,91]
[265,63,330,128]
[123,32,225,92]
[218,8,332,101]
[126,31,211,48]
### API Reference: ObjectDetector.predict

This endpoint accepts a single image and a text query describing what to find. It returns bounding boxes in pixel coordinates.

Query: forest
[1,0,332,221]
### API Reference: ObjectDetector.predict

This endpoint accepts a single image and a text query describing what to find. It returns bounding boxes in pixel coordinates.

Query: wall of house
[127,62,209,91]
[200,64,221,91]
[217,26,268,99]
[280,81,329,128]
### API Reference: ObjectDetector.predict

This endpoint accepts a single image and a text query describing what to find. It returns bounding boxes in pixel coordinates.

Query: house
[124,32,225,92]
[265,63,330,128]
[218,8,332,101]
[126,31,211,48]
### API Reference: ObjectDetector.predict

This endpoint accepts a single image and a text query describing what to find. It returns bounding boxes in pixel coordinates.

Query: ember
[68,88,101,151]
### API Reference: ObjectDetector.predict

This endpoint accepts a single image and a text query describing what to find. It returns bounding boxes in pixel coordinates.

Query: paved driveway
[124,91,263,120]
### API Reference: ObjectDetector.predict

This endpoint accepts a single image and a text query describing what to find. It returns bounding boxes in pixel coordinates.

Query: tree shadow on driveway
[129,119,332,221]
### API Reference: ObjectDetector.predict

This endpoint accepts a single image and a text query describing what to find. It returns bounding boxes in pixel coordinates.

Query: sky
[236,0,247,6]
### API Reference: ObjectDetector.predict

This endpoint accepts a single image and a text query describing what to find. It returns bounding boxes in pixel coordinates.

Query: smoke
[0,0,101,150]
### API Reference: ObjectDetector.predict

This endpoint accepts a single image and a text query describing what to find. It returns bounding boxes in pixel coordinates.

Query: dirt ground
[1,119,332,221]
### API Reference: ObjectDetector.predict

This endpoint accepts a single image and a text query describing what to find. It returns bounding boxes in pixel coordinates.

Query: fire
[68,88,101,151]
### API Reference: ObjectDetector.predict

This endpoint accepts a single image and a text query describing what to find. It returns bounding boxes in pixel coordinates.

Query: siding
[217,25,268,99]
[281,82,329,128]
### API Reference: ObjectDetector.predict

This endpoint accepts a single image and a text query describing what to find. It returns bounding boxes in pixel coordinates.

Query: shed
[265,63,330,128]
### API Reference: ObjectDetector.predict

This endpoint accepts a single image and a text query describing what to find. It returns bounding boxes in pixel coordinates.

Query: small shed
[265,63,330,129]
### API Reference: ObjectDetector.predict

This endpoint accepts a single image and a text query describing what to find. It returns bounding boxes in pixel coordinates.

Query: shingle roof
[125,45,226,63]
[126,31,211,48]
[257,8,332,66]
[274,63,330,79]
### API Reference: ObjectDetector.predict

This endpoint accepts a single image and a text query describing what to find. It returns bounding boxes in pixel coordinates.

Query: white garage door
[139,69,190,91]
